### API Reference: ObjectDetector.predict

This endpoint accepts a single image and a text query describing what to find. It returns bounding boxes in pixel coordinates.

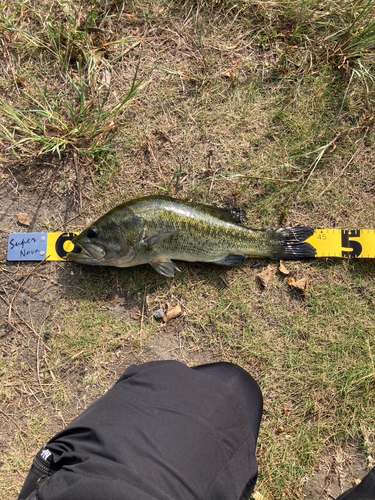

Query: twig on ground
[1,288,51,350]
[318,128,369,199]
[73,152,83,212]
[0,409,29,437]
[139,285,148,346]
[8,260,47,322]
[318,149,359,199]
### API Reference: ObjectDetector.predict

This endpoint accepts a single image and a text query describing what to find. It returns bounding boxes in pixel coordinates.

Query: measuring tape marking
[7,233,80,262]
[305,229,375,258]
[6,229,375,262]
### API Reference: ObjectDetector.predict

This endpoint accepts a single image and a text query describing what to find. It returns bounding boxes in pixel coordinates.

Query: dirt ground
[1,164,373,500]
[0,164,222,497]
[303,444,372,500]
[1,1,375,497]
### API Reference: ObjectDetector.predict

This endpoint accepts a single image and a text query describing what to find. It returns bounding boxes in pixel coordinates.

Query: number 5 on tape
[305,229,375,258]
[7,233,80,262]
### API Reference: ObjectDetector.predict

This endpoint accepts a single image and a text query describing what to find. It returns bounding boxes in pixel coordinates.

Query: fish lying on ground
[67,195,316,277]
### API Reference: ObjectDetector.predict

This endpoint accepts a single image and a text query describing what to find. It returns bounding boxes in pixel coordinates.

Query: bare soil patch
[1,174,373,499]
[1,1,375,498]
[303,443,373,500]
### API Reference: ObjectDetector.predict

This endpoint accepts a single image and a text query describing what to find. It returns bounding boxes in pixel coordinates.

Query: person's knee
[193,362,263,406]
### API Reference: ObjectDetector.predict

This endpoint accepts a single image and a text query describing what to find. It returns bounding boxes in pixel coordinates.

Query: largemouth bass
[67,195,316,276]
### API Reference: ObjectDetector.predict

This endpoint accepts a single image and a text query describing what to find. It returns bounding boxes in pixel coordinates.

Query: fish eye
[87,228,97,238]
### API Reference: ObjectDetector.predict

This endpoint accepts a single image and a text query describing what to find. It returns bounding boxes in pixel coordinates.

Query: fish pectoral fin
[212,254,247,266]
[146,230,180,249]
[149,258,180,277]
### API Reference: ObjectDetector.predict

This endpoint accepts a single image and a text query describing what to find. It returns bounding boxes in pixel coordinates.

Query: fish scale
[147,206,246,256]
[65,195,316,277]
[145,210,246,259]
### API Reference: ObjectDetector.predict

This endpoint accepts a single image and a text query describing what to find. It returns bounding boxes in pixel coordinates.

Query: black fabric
[18,361,261,500]
[193,362,263,443]
[18,447,58,500]
[193,362,263,500]
[25,492,38,500]
[19,470,42,500]
[336,468,375,500]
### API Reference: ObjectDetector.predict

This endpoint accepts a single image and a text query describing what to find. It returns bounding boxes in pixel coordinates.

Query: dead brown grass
[1,1,375,499]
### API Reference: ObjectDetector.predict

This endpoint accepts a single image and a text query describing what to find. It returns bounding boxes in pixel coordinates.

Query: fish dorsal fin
[145,230,180,249]
[149,258,180,277]
[189,202,247,223]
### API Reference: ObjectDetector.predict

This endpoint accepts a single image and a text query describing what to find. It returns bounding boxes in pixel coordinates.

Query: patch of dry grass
[1,1,375,499]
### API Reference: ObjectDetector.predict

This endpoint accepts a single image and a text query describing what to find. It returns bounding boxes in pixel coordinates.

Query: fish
[66,195,316,277]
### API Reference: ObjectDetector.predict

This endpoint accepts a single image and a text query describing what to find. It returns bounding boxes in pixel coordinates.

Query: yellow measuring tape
[305,229,375,258]
[7,232,79,262]
[6,229,375,262]
[46,233,79,261]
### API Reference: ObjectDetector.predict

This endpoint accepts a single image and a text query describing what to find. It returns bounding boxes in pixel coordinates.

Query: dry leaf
[256,265,275,288]
[163,302,183,323]
[279,261,290,275]
[130,307,141,320]
[18,213,30,226]
[221,59,244,80]
[125,13,141,25]
[101,69,111,87]
[221,43,240,51]
[252,492,265,500]
[288,276,309,292]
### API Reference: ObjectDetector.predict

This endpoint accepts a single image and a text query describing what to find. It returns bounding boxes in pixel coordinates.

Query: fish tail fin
[271,227,316,260]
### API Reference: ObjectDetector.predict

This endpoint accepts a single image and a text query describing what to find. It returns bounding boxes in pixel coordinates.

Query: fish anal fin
[212,254,247,266]
[146,230,180,249]
[149,258,180,277]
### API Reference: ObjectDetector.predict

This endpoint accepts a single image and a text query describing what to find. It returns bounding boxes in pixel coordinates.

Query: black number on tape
[55,233,81,259]
[341,230,362,258]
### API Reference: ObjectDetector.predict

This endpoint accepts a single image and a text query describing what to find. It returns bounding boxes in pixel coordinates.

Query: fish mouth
[66,239,106,262]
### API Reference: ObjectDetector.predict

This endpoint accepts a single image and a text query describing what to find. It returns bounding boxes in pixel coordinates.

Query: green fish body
[67,195,316,276]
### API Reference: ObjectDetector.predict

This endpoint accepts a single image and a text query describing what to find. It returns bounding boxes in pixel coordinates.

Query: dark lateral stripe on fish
[271,227,317,260]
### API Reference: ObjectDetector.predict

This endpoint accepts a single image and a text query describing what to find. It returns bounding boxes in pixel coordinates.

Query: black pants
[19,361,263,500]
[193,362,263,444]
